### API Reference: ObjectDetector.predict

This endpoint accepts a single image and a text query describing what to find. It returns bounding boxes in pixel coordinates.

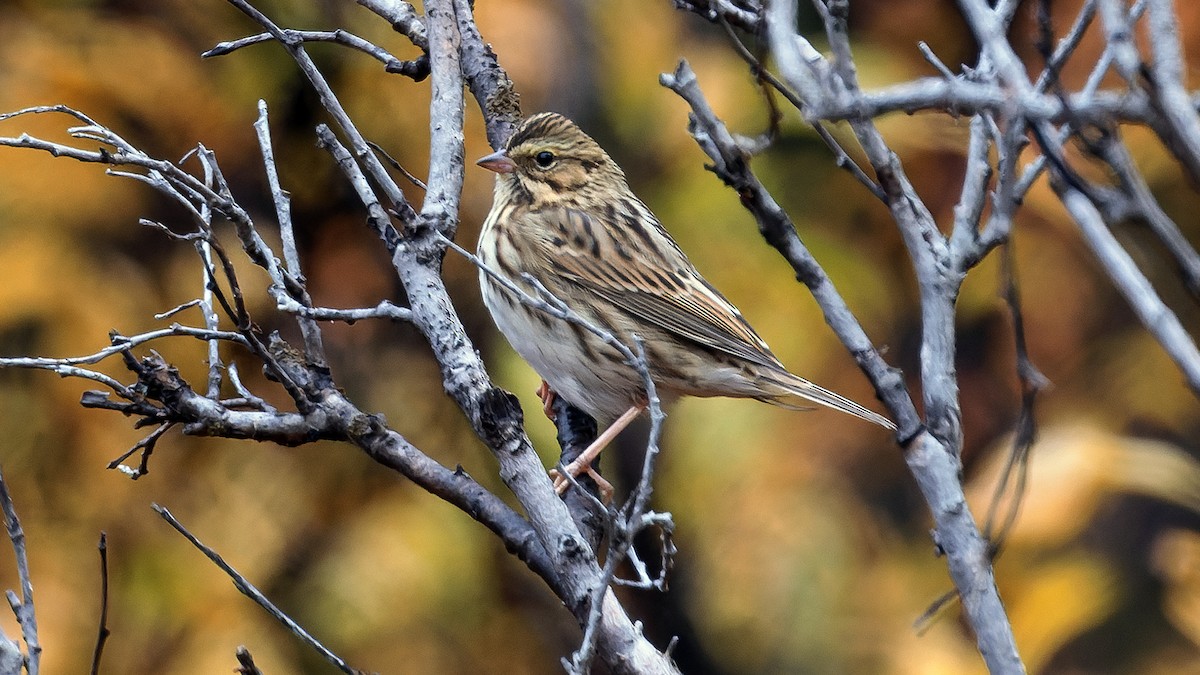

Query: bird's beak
[476,149,516,174]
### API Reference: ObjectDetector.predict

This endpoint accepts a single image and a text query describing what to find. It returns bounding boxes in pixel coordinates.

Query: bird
[475,112,893,497]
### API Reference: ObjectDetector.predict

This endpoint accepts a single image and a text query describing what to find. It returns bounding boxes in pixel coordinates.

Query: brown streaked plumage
[476,112,893,494]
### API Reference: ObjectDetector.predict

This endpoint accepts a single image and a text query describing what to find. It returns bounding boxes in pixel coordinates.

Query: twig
[917,41,959,80]
[947,115,996,264]
[228,363,275,413]
[204,28,428,80]
[152,504,363,675]
[1033,0,1098,93]
[314,125,400,251]
[674,0,762,32]
[89,533,110,675]
[1087,123,1200,299]
[234,646,264,675]
[197,241,225,400]
[983,242,1047,553]
[367,140,428,190]
[355,0,428,50]
[277,300,413,323]
[0,471,39,675]
[107,423,174,479]
[254,99,327,364]
[1143,0,1200,184]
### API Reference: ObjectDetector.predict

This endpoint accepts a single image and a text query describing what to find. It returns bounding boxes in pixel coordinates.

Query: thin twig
[197,241,225,400]
[1036,135,1200,394]
[367,140,428,190]
[152,504,363,675]
[89,533,110,675]
[254,99,327,364]
[204,28,428,80]
[0,471,39,675]
[106,423,174,479]
[355,0,428,50]
[235,646,265,675]
[983,242,1047,553]
[227,363,276,414]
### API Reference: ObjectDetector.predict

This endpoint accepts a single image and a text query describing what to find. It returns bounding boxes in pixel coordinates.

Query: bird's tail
[756,370,895,430]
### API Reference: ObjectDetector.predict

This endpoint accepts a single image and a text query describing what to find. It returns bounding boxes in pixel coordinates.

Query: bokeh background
[0,0,1199,673]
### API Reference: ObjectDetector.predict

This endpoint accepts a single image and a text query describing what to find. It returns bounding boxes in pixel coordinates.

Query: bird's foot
[535,380,557,422]
[551,462,614,504]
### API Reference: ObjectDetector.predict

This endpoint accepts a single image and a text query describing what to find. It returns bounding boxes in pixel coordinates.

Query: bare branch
[89,533,110,675]
[277,299,413,323]
[204,28,428,80]
[255,100,327,364]
[710,19,886,201]
[982,244,1047,554]
[0,325,247,368]
[153,504,363,675]
[947,116,996,262]
[234,646,264,675]
[315,125,399,249]
[107,422,175,479]
[356,0,427,50]
[674,0,762,32]
[0,472,39,675]
[1089,128,1200,298]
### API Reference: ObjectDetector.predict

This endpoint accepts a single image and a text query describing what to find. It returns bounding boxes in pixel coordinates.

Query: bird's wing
[525,206,785,371]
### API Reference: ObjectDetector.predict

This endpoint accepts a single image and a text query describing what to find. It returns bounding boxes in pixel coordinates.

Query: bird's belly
[480,275,642,423]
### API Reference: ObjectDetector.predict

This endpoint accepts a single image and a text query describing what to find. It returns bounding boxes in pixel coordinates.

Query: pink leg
[551,403,646,500]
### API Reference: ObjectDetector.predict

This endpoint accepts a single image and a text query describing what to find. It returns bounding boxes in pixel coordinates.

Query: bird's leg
[551,402,646,500]
[535,380,557,421]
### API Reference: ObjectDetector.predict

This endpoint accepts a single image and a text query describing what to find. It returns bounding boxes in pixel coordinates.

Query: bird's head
[477,112,626,204]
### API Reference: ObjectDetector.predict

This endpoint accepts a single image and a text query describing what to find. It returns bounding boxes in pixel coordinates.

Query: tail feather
[758,371,895,430]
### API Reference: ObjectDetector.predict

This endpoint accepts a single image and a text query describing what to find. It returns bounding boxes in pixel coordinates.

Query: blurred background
[0,0,1198,673]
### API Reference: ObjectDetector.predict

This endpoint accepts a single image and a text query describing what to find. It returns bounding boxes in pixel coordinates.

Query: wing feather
[524,207,785,371]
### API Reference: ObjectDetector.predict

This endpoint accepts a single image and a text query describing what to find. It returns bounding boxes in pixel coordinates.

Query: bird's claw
[550,463,613,504]
[535,380,557,422]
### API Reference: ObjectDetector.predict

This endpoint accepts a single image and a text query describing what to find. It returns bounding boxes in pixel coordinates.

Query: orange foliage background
[0,1,1198,673]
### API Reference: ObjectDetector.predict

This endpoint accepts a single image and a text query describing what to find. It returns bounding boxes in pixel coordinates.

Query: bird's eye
[534,151,555,168]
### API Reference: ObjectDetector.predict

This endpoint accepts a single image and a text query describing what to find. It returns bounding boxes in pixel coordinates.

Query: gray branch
[670,0,1200,673]
[0,471,39,675]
